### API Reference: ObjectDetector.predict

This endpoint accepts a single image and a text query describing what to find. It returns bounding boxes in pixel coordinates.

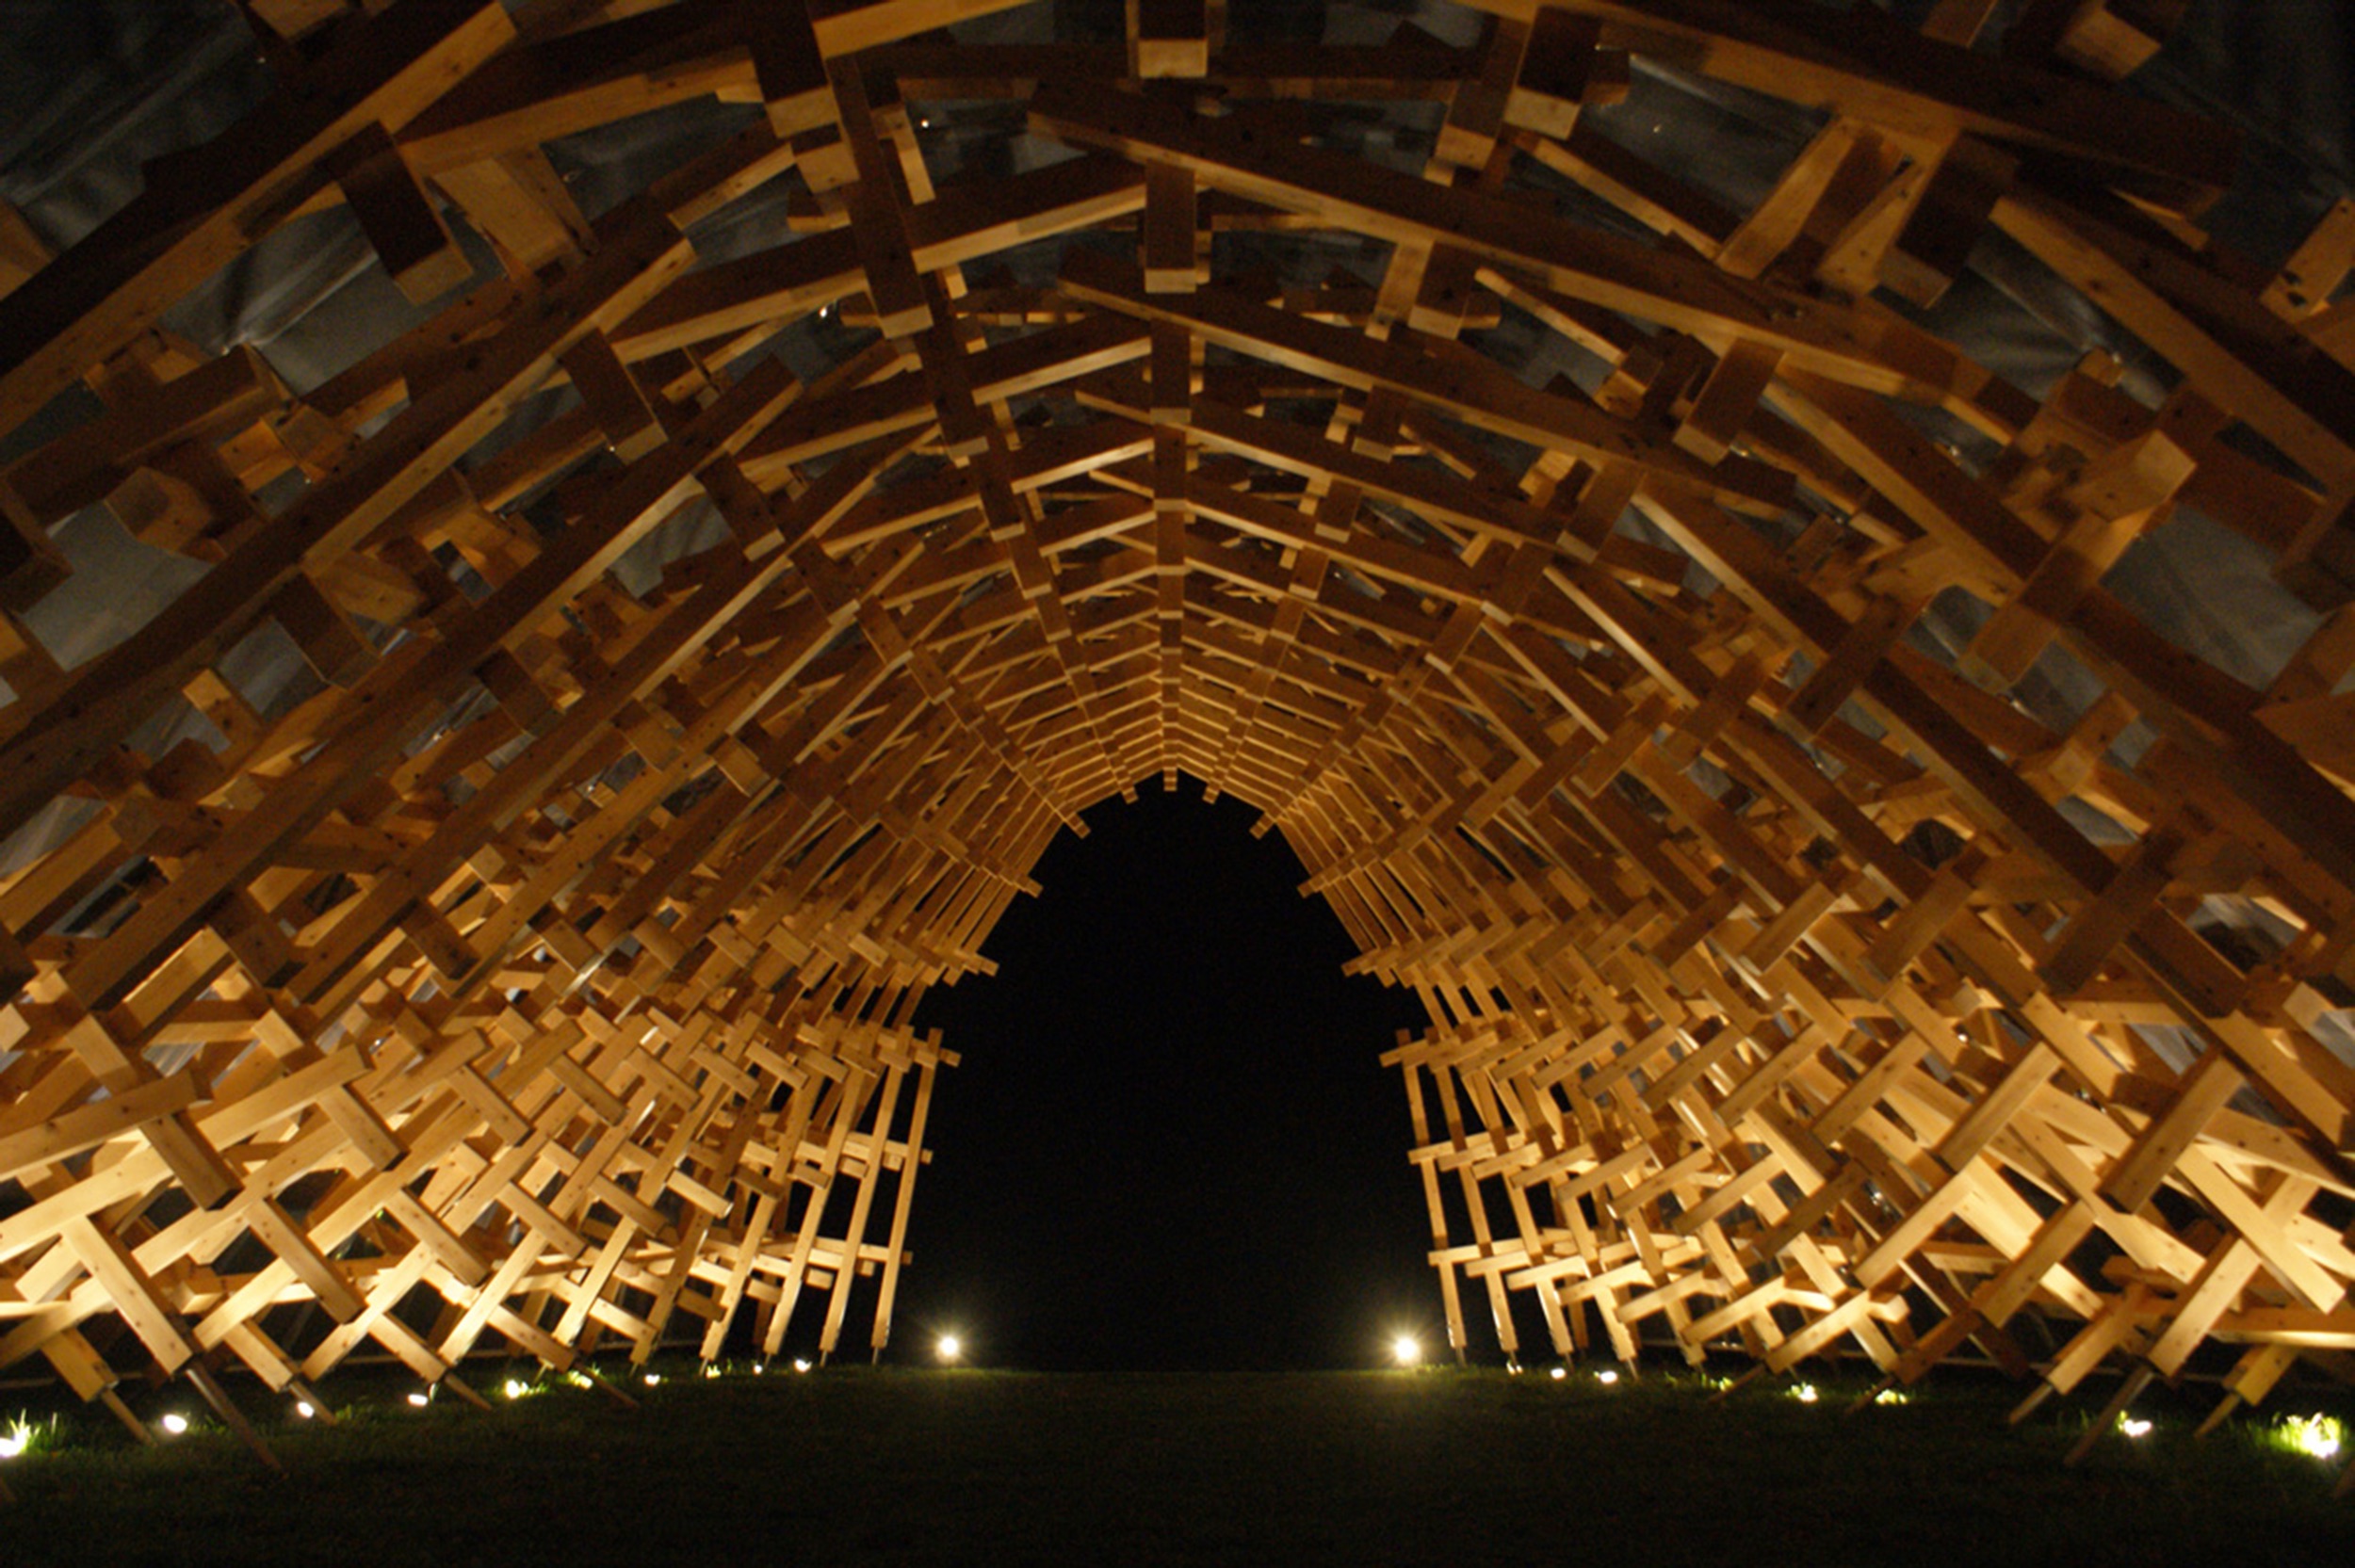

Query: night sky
[876,778,1439,1371]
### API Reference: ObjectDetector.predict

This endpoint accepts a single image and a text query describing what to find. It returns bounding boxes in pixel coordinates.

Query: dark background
[878,777,1439,1371]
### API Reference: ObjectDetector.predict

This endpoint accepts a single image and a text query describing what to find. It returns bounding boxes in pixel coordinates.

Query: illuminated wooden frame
[0,0,2348,1484]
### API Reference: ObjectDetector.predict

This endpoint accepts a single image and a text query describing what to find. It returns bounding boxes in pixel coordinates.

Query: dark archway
[897,780,1431,1371]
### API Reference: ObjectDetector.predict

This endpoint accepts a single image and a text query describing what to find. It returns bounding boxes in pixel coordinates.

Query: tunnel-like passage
[0,0,2349,1481]
[901,783,1428,1371]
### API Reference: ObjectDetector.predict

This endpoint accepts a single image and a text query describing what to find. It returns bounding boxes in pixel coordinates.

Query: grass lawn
[3,1365,2349,1565]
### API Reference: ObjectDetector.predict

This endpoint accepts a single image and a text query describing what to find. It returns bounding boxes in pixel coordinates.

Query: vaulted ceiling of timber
[1,0,2353,1453]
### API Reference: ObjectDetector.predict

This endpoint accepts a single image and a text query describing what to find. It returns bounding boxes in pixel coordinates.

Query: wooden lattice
[0,0,2351,1478]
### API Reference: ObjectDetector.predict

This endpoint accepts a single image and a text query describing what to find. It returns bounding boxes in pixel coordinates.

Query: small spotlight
[160,1414,189,1436]
[936,1334,962,1364]
[1792,1383,1819,1404]
[792,1359,812,1374]
[2282,1414,2344,1461]
[702,1365,721,1380]
[1875,1389,1908,1406]
[406,1392,429,1408]
[752,1364,766,1376]
[643,1373,662,1387]
[2119,1416,2152,1439]
[1390,1335,1420,1366]
[503,1381,528,1400]
[1549,1367,1567,1382]
[294,1400,316,1420]
[1595,1369,1619,1386]
[0,1422,30,1460]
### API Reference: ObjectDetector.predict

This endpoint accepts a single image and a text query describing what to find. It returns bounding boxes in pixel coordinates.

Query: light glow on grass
[1595,1370,1619,1386]
[1792,1384,1819,1404]
[8,1375,2342,1557]
[406,1392,430,1408]
[1549,1367,1567,1382]
[1875,1389,1909,1406]
[1389,1335,1420,1367]
[159,1414,189,1436]
[0,1419,32,1459]
[503,1381,529,1400]
[643,1373,662,1387]
[936,1334,962,1364]
[793,1359,812,1374]
[294,1401,315,1419]
[2280,1414,2343,1460]
[2120,1417,2152,1439]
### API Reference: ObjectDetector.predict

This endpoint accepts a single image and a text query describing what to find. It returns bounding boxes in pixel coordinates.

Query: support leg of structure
[439,1374,495,1414]
[97,1390,153,1447]
[579,1372,640,1412]
[186,1361,283,1475]
[2191,1392,2241,1439]
[285,1378,338,1427]
[2063,1366,2155,1468]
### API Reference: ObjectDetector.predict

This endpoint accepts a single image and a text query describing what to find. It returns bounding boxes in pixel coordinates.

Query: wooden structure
[0,0,2351,1473]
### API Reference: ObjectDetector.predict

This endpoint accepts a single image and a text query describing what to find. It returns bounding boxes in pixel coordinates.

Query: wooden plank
[0,1072,202,1185]
[330,121,473,305]
[1458,0,2233,207]
[0,0,517,433]
[0,201,694,846]
[1032,84,2028,429]
[1064,251,1792,514]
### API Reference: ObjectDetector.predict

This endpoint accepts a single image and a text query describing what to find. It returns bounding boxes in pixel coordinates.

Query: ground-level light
[1390,1335,1420,1366]
[2283,1414,2343,1460]
[1792,1383,1819,1404]
[936,1334,962,1363]
[1595,1369,1619,1385]
[159,1414,189,1435]
[1549,1367,1567,1382]
[406,1392,429,1408]
[2120,1416,2152,1438]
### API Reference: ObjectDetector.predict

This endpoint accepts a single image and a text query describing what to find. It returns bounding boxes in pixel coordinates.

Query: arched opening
[899,780,1430,1370]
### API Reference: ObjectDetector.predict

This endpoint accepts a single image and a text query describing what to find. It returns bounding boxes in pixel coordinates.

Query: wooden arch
[0,0,2352,1470]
